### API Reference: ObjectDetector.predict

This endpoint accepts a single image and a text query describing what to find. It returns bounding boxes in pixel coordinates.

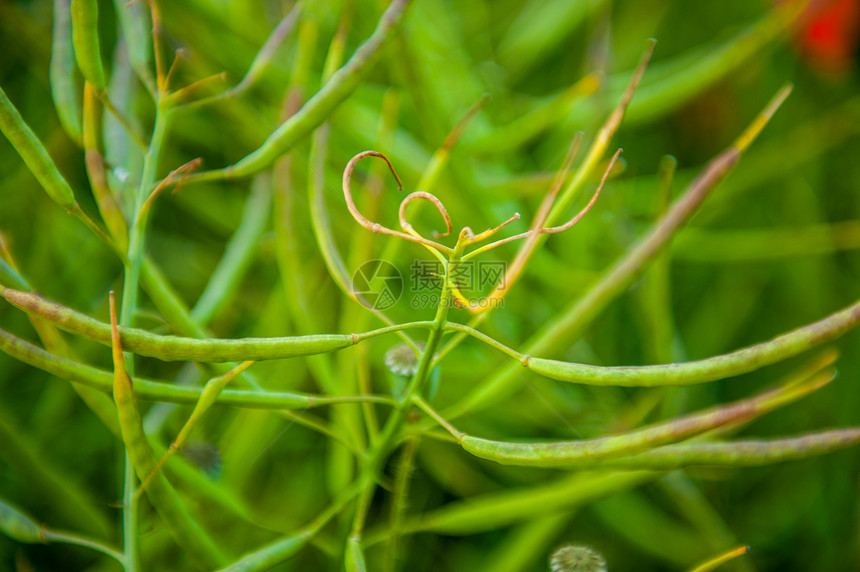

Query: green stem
[120,105,170,366]
[385,436,419,572]
[43,528,125,563]
[354,235,470,569]
[121,455,139,572]
[366,237,462,472]
[346,485,374,570]
[116,97,170,568]
[217,481,365,572]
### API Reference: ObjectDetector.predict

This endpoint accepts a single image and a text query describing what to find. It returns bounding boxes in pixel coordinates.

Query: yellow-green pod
[226,0,413,179]
[0,287,431,363]
[525,297,860,387]
[50,0,83,143]
[71,0,106,89]
[109,294,228,570]
[460,371,830,468]
[83,83,129,251]
[688,546,751,572]
[218,535,308,571]
[0,327,322,410]
[112,0,154,92]
[591,429,860,470]
[176,362,254,446]
[345,539,367,572]
[0,499,44,544]
[0,85,78,210]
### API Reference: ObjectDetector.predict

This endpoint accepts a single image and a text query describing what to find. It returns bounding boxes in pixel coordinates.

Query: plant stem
[344,242,461,567]
[365,235,463,472]
[121,454,139,572]
[385,436,419,572]
[117,97,169,569]
[119,105,170,368]
[43,528,125,563]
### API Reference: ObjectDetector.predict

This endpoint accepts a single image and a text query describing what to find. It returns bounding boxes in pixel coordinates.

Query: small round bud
[549,544,607,572]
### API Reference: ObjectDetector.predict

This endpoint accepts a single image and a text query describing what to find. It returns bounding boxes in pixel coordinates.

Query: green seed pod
[525,294,860,387]
[0,85,78,211]
[594,429,860,470]
[0,327,389,411]
[109,293,228,569]
[0,287,432,363]
[345,539,367,572]
[549,544,607,572]
[224,0,414,180]
[50,0,82,143]
[218,535,309,571]
[0,499,44,544]
[112,0,154,91]
[83,83,129,251]
[460,371,830,467]
[71,0,106,89]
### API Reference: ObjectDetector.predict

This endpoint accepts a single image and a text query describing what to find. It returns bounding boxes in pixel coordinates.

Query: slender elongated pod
[522,298,860,386]
[0,286,432,362]
[459,370,832,467]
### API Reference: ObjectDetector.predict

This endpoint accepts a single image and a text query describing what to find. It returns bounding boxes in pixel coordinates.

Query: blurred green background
[1,0,859,570]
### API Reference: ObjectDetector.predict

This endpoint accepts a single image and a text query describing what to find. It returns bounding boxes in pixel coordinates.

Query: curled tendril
[343,151,453,254]
[343,147,619,313]
[449,147,622,314]
[343,150,523,254]
[464,148,621,260]
[463,211,521,243]
[542,149,620,234]
[399,191,452,239]
[140,157,203,218]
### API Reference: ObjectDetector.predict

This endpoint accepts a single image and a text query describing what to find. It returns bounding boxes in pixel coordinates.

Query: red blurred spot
[797,0,860,74]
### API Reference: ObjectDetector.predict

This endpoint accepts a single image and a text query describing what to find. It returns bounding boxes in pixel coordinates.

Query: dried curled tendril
[342,148,620,308]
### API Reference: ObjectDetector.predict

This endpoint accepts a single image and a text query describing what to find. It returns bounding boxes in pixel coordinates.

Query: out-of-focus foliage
[0,0,859,570]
